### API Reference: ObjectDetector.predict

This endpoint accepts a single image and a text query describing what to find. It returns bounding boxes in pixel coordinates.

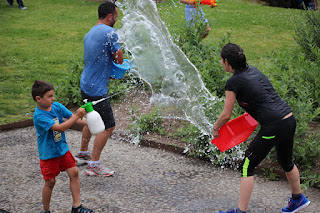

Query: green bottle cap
[81,102,94,113]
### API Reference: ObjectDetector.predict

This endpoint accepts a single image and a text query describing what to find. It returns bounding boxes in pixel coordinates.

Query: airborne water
[116,0,222,137]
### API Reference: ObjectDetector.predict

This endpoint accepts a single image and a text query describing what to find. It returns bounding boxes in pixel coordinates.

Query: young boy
[32,80,93,213]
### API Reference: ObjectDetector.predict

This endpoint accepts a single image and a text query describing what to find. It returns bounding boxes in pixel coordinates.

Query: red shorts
[40,150,76,180]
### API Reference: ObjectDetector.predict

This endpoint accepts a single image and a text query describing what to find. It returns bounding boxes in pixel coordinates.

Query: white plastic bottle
[81,102,105,135]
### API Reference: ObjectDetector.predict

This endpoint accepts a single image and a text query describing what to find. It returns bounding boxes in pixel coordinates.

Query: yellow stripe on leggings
[262,135,276,139]
[242,157,250,177]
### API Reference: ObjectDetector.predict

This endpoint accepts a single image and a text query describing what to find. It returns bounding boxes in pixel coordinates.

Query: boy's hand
[75,107,86,118]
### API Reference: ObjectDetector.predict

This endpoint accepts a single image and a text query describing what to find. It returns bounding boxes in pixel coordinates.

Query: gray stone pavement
[0,126,319,213]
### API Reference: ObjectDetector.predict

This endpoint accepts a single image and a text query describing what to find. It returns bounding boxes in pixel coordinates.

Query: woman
[213,43,310,213]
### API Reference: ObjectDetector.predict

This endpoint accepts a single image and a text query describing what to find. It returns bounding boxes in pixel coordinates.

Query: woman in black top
[213,43,310,213]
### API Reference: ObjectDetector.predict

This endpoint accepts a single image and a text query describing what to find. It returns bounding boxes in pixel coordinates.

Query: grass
[158,0,303,63]
[0,0,304,125]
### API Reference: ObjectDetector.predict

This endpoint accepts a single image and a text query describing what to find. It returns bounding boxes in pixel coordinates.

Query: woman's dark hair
[221,43,248,72]
[98,1,117,20]
[31,80,54,101]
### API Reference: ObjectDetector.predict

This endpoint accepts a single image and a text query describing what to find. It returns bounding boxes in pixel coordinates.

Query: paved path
[0,127,319,213]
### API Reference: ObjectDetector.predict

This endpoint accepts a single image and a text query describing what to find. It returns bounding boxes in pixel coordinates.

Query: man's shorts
[40,150,76,180]
[81,90,116,130]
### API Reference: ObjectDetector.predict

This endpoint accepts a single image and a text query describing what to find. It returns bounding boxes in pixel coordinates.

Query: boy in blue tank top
[32,80,93,213]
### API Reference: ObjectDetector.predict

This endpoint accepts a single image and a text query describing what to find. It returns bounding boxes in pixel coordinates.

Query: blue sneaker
[218,209,237,213]
[281,194,311,213]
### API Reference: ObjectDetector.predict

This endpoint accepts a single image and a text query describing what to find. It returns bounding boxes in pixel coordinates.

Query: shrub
[129,105,165,135]
[294,8,320,61]
[55,56,83,107]
[55,56,133,107]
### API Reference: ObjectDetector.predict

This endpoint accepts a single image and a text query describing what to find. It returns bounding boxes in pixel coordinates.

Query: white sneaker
[85,163,115,177]
[19,6,27,10]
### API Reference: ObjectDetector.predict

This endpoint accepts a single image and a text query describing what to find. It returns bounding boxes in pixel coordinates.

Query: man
[75,1,124,177]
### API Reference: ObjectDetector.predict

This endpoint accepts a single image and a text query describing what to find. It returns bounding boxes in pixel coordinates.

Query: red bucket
[211,113,258,152]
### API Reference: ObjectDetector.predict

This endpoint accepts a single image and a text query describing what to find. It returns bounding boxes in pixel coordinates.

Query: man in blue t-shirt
[76,1,124,177]
[32,80,93,213]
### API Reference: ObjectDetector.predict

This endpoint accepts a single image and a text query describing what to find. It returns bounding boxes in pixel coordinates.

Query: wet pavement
[0,126,319,213]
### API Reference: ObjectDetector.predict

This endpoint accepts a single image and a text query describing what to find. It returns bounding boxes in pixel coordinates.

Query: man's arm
[113,49,124,64]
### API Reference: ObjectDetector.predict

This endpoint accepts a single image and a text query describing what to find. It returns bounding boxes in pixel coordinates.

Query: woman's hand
[212,128,220,138]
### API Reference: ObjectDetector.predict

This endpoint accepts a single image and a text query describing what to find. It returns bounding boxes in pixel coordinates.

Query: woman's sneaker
[75,152,91,166]
[85,163,115,177]
[71,204,93,213]
[281,194,311,213]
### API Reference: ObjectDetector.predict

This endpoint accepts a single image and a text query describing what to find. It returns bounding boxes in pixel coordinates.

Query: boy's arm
[50,108,86,132]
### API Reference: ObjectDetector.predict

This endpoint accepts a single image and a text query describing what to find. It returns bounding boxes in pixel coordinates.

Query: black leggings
[241,115,296,177]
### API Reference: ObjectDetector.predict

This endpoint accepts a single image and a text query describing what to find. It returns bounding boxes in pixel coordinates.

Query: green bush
[55,56,134,107]
[129,105,165,135]
[294,9,320,61]
[259,49,320,187]
[55,56,84,107]
[176,17,231,98]
[170,12,320,187]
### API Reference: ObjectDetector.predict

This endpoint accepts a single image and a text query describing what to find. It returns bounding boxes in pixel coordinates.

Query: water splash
[117,0,221,136]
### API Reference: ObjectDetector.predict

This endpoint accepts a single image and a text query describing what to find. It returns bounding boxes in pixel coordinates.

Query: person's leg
[275,116,301,194]
[91,126,115,161]
[42,178,55,211]
[66,166,81,208]
[285,164,301,194]
[235,124,276,212]
[15,0,24,6]
[238,176,254,211]
[80,124,92,152]
[81,91,116,175]
[6,0,13,6]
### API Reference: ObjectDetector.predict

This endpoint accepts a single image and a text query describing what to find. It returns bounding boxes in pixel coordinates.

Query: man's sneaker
[18,6,27,10]
[40,210,51,213]
[71,204,93,213]
[75,153,91,166]
[85,163,115,177]
[281,194,311,213]
[218,209,237,213]
[6,0,13,6]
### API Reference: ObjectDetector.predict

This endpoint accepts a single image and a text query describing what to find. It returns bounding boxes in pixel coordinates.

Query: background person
[6,0,27,9]
[75,1,124,177]
[179,0,211,36]
[213,43,310,213]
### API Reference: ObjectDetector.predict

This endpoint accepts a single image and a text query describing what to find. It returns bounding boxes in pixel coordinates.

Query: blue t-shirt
[33,102,73,160]
[80,24,121,97]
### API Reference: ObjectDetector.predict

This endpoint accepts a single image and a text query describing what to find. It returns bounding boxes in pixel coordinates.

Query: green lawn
[0,0,303,124]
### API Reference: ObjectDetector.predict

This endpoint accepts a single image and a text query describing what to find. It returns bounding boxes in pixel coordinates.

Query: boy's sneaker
[6,0,13,6]
[75,152,91,166]
[281,194,311,213]
[85,163,115,177]
[71,204,93,213]
[218,209,237,213]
